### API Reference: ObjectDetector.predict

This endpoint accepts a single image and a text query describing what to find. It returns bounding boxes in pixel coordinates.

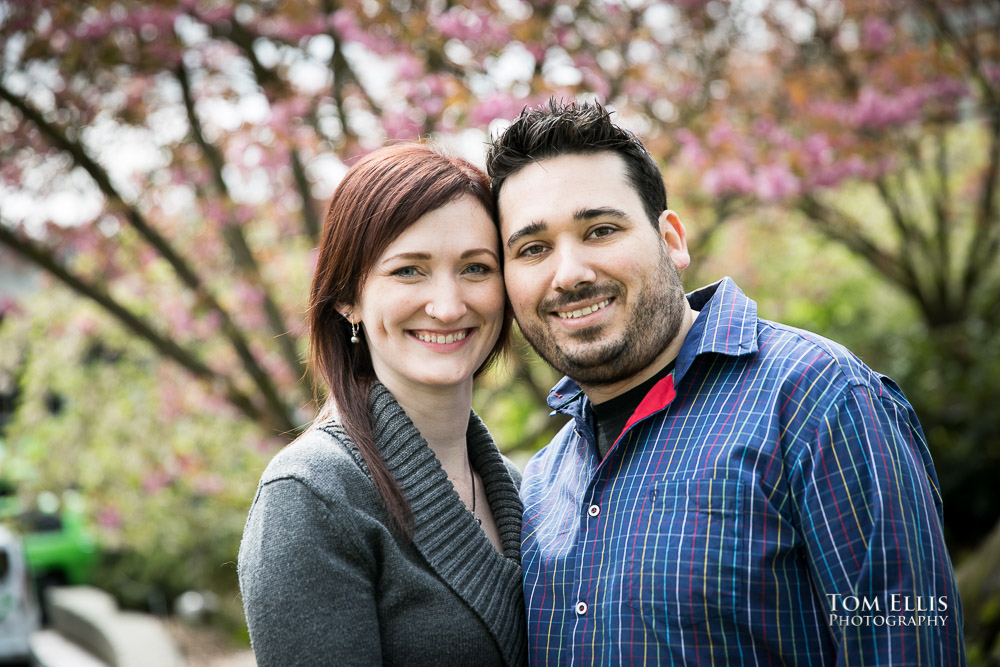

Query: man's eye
[590,226,615,239]
[519,244,547,258]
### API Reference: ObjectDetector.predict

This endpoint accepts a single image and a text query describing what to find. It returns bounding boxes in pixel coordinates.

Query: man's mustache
[539,283,624,312]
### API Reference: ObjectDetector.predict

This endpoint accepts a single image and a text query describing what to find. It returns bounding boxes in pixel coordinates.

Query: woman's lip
[409,327,475,345]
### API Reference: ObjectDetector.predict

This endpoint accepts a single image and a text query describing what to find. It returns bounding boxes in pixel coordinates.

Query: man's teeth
[416,330,468,344]
[557,299,611,320]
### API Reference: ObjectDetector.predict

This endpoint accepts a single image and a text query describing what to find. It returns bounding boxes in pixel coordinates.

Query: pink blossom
[163,298,195,335]
[123,7,179,34]
[432,8,508,45]
[802,133,833,167]
[986,63,1000,86]
[142,470,173,494]
[524,43,547,61]
[702,160,754,197]
[851,86,923,128]
[381,110,422,141]
[671,0,711,9]
[754,163,800,202]
[76,16,116,41]
[923,78,970,106]
[396,54,424,80]
[675,129,708,170]
[193,474,224,495]
[433,8,484,42]
[0,296,24,318]
[72,313,100,336]
[754,120,796,150]
[97,506,123,530]
[861,17,893,52]
[234,281,265,308]
[193,311,223,339]
[193,6,235,24]
[330,9,391,55]
[707,121,741,149]
[269,98,311,129]
[260,16,328,42]
[470,93,529,126]
[582,70,611,100]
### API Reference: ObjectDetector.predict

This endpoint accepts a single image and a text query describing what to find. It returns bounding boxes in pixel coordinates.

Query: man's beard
[518,251,687,387]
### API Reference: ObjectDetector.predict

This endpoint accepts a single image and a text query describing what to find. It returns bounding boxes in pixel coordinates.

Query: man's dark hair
[486,99,667,228]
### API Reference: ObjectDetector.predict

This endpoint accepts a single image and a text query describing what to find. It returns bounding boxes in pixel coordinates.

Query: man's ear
[658,210,691,270]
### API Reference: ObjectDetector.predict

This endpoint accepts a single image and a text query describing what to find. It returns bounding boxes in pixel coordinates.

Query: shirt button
[587,504,600,517]
[575,601,588,616]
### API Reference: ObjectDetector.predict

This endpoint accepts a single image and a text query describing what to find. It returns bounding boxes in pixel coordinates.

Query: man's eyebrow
[505,221,547,250]
[574,207,629,221]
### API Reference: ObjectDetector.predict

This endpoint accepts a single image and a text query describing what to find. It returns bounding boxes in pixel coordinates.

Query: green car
[0,488,99,605]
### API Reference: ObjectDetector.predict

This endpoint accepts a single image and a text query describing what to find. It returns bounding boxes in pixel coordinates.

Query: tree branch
[796,194,930,313]
[175,62,310,397]
[290,147,321,245]
[0,222,272,430]
[0,83,297,433]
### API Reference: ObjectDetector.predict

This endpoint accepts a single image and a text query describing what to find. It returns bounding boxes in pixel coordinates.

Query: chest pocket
[627,476,746,630]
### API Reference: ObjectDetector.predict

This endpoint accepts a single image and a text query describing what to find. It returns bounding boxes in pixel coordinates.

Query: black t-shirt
[591,360,676,460]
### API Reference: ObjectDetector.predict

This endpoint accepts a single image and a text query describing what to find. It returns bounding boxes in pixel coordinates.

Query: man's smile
[555,298,612,320]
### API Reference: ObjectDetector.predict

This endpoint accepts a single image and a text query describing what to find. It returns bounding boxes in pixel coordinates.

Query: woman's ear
[336,305,357,324]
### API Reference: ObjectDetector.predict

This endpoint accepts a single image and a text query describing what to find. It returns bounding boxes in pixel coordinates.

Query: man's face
[498,152,691,389]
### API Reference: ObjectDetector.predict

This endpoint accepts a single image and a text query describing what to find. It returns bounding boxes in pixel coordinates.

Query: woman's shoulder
[499,454,522,490]
[259,421,372,499]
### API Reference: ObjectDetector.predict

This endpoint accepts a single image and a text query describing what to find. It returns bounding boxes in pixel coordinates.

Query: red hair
[309,143,511,536]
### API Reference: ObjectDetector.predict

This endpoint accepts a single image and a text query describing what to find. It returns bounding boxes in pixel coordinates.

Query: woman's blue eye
[464,264,489,275]
[393,267,418,277]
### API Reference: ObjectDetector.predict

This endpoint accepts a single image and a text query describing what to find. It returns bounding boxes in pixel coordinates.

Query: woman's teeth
[415,330,468,344]
[557,299,610,320]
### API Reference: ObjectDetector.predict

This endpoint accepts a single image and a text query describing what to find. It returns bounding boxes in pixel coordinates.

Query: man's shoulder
[754,317,878,388]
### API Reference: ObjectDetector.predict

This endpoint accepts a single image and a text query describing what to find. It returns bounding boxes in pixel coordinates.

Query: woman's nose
[425,280,468,322]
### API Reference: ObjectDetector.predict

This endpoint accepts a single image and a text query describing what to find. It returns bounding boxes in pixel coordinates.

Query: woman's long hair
[309,142,511,537]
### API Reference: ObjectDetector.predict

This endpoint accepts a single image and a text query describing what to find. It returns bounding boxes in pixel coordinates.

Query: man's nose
[551,245,597,293]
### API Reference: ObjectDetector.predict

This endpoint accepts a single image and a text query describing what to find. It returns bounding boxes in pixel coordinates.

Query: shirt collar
[546,276,758,413]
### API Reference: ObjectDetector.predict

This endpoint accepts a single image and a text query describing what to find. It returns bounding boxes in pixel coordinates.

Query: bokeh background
[1,0,998,661]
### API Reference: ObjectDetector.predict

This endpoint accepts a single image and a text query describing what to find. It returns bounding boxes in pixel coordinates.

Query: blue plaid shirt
[520,278,964,665]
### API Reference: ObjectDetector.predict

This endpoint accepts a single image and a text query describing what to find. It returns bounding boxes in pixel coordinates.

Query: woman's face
[351,195,505,395]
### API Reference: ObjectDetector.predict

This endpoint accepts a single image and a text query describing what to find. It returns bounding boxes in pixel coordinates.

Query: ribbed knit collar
[367,381,527,667]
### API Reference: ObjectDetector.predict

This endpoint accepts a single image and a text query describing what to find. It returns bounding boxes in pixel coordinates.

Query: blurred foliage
[0,292,274,628]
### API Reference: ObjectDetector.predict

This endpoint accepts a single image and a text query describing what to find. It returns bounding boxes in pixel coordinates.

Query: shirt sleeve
[791,382,966,665]
[238,476,382,666]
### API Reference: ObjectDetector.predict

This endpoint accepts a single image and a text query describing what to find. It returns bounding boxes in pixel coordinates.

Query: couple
[238,101,965,665]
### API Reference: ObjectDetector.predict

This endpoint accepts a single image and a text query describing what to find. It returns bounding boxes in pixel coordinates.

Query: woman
[238,143,527,666]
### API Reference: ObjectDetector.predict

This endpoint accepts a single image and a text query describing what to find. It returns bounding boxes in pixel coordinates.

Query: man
[486,100,965,665]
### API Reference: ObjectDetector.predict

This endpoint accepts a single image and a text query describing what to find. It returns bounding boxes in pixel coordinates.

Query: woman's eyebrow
[461,248,500,261]
[381,251,431,262]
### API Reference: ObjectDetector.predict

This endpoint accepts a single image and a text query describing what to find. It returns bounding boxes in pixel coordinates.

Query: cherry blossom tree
[0,0,741,439]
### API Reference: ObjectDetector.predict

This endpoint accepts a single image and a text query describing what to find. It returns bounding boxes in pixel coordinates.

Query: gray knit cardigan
[238,383,528,666]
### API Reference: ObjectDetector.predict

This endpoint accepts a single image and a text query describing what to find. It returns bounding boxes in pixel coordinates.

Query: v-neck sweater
[238,382,528,666]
